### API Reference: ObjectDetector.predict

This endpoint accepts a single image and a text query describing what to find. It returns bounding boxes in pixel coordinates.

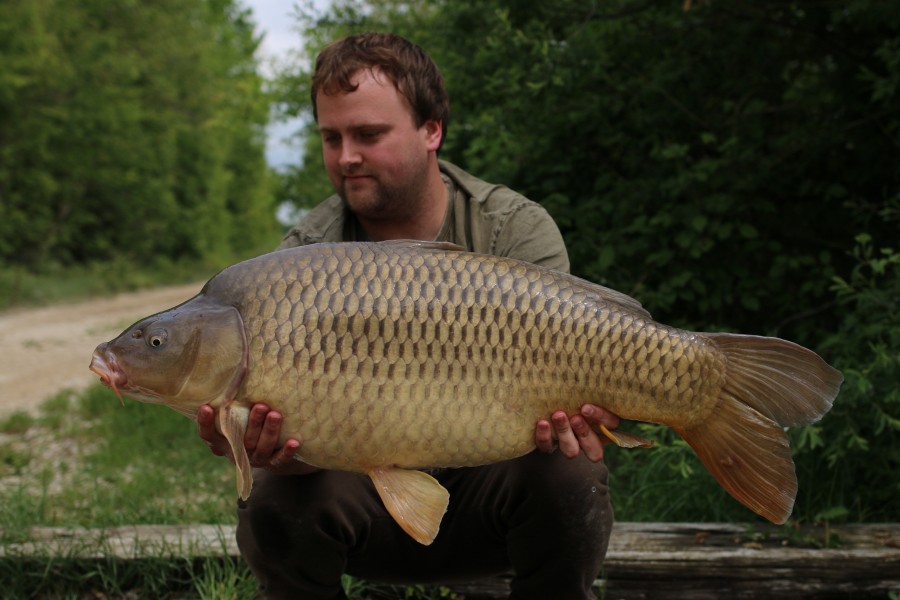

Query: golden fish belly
[220,243,726,471]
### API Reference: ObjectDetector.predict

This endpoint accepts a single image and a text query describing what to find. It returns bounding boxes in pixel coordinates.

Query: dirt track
[0,283,203,417]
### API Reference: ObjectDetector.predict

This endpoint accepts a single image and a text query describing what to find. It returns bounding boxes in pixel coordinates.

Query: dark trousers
[236,450,613,600]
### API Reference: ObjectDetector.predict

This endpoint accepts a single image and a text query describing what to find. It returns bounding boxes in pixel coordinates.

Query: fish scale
[90,240,842,545]
[227,243,719,470]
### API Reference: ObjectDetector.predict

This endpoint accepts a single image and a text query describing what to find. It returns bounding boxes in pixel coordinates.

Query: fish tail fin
[676,334,842,524]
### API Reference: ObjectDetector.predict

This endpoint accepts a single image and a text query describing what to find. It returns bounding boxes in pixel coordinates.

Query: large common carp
[89,241,841,544]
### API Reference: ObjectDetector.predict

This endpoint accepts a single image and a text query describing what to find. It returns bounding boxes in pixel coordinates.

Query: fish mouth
[89,346,128,404]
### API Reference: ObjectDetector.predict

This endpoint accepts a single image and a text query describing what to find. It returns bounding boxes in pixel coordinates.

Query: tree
[0,0,278,269]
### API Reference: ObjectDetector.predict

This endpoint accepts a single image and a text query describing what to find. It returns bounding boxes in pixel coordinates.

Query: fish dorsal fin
[368,467,450,545]
[375,238,649,319]
[217,404,253,500]
[376,239,466,252]
[555,271,652,320]
[594,283,651,320]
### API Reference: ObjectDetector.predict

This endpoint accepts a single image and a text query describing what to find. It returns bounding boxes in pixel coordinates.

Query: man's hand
[534,404,621,462]
[197,403,312,474]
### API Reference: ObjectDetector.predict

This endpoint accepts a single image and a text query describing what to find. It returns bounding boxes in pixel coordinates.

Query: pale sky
[240,0,330,169]
[244,1,305,78]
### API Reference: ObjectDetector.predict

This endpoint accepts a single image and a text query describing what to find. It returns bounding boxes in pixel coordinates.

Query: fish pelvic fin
[678,334,843,524]
[217,404,253,500]
[368,467,450,546]
[598,424,654,448]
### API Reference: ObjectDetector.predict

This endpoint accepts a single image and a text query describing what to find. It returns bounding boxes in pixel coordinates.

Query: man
[198,32,620,600]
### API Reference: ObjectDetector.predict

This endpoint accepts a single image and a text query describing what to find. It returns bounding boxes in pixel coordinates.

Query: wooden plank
[447,522,900,600]
[609,522,900,600]
[0,524,238,560]
[2,522,898,598]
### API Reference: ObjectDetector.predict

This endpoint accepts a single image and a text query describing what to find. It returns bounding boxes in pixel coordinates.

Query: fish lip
[89,348,128,402]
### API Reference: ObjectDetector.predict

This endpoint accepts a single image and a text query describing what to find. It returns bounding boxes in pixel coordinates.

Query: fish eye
[147,330,167,348]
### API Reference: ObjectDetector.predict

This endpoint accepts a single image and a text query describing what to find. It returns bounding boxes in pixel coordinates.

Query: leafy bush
[792,226,900,522]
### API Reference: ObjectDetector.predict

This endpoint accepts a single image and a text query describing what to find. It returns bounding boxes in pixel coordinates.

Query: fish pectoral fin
[217,404,253,500]
[368,467,449,546]
[599,424,654,448]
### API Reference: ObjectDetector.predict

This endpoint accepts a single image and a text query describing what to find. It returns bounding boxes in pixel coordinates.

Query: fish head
[89,296,247,419]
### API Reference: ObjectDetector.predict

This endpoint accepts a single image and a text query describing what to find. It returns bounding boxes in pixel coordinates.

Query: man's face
[316,68,442,223]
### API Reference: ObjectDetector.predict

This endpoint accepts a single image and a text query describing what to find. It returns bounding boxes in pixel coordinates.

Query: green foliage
[0,0,279,273]
[0,252,228,310]
[791,224,900,522]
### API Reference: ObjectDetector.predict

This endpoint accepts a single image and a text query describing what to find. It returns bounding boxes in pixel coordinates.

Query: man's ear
[423,119,443,151]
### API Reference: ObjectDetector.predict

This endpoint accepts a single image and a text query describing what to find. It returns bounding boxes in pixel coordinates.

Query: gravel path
[0,283,203,417]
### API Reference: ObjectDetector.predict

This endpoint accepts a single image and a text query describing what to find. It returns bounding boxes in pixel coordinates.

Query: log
[598,522,900,600]
[448,522,900,599]
[2,522,898,599]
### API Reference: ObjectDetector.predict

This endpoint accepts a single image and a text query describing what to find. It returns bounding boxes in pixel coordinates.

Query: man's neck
[359,163,449,242]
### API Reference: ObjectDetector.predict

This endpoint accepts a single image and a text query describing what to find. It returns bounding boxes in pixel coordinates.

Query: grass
[0,386,460,599]
[0,387,237,532]
[0,259,202,312]
[0,386,250,598]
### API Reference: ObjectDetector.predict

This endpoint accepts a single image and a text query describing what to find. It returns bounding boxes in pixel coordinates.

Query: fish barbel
[89,240,842,544]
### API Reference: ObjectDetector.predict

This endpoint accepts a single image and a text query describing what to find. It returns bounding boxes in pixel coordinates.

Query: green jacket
[278,161,569,273]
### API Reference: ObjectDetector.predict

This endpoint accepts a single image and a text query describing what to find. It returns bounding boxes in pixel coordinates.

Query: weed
[0,442,31,476]
[0,410,34,434]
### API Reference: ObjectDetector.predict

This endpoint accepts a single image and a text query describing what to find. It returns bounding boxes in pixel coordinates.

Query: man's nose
[339,141,361,168]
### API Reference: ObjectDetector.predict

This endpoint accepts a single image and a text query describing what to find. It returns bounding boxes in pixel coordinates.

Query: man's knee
[237,470,377,562]
[511,451,611,511]
[236,471,376,600]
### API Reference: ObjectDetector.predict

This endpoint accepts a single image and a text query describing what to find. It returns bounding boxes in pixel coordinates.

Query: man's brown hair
[311,32,450,148]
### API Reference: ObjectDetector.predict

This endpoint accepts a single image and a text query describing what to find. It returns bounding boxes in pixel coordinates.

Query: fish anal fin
[599,424,654,448]
[217,405,253,500]
[368,467,449,546]
[676,391,796,524]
